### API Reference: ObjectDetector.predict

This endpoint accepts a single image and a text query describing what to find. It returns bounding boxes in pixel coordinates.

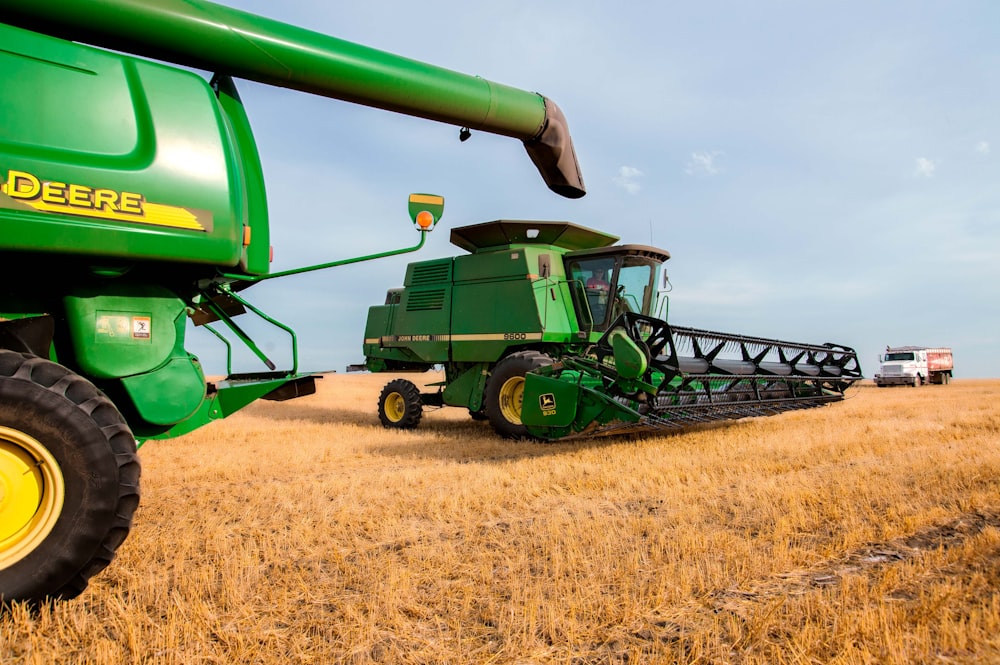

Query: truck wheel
[0,351,140,605]
[378,379,423,429]
[913,375,921,387]
[484,351,552,439]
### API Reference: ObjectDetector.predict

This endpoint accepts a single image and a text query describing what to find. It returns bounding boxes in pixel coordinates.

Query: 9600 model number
[503,332,528,340]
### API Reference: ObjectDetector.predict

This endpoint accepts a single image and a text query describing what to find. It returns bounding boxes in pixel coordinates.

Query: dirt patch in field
[709,509,1000,613]
[614,510,1000,660]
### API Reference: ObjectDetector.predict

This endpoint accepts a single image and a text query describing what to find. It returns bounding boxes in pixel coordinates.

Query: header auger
[520,314,861,440]
[0,0,584,604]
[362,220,862,440]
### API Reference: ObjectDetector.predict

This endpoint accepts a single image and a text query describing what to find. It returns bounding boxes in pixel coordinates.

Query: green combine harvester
[0,0,585,604]
[364,221,862,439]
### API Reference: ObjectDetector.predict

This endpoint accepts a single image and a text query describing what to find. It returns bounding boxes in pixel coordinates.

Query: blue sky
[187,0,1000,379]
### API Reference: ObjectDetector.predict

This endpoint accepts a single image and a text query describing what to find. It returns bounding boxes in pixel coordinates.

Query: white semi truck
[874,346,954,387]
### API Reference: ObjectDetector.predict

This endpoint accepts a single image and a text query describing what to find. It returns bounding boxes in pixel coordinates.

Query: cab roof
[450,220,618,254]
[566,244,671,263]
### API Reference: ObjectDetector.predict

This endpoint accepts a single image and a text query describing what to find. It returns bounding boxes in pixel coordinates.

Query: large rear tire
[0,351,140,605]
[377,379,423,429]
[484,351,552,439]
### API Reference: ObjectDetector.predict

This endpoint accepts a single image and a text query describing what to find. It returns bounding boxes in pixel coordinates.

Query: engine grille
[405,289,446,311]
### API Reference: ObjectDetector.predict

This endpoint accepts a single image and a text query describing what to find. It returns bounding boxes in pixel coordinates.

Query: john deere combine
[364,220,862,439]
[0,0,584,604]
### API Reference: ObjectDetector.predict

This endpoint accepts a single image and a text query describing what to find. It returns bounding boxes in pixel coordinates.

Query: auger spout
[0,0,585,198]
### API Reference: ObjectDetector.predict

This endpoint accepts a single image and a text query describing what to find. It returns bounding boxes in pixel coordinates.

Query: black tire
[484,351,552,439]
[0,351,140,605]
[378,379,423,429]
[468,409,489,421]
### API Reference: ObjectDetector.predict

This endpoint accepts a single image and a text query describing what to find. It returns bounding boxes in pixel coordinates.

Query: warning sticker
[132,317,151,339]
[94,313,151,343]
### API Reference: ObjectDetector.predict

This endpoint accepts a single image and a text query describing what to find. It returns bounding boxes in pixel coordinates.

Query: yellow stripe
[142,202,205,230]
[20,199,205,231]
[450,333,543,342]
[367,333,543,346]
[408,194,444,205]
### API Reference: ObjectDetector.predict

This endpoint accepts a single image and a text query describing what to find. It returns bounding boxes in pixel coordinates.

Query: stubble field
[3,374,999,664]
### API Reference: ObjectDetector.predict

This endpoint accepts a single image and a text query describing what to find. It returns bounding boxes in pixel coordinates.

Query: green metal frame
[219,228,431,284]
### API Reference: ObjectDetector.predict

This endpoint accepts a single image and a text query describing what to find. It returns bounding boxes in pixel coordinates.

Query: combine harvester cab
[0,0,584,604]
[364,220,863,440]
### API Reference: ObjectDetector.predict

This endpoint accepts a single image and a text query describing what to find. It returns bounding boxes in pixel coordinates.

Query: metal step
[216,372,321,401]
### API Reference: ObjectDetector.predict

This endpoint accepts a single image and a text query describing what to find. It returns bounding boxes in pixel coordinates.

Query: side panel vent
[405,289,447,311]
[407,260,452,286]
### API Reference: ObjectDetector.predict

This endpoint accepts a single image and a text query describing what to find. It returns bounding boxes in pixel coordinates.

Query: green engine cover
[0,22,267,274]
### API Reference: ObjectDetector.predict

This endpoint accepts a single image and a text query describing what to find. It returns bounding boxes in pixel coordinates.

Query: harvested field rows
[4,375,1000,664]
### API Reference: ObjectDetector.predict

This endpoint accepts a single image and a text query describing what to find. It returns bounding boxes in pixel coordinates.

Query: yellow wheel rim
[384,392,406,423]
[0,426,64,569]
[498,376,525,425]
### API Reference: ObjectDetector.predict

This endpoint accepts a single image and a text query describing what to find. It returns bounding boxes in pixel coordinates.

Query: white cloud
[976,141,991,154]
[685,150,723,176]
[613,165,644,194]
[914,157,936,178]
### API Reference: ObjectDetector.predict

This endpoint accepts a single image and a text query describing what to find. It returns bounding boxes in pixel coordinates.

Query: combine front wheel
[378,379,423,429]
[484,351,552,439]
[0,351,140,605]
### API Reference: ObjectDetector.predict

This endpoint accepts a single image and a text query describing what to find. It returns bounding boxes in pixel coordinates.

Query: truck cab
[876,349,926,387]
[874,346,954,387]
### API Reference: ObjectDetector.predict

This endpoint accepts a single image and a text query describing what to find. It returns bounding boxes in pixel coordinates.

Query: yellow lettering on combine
[93,188,119,212]
[67,183,92,207]
[40,181,68,206]
[1,168,209,231]
[5,170,40,199]
[119,191,144,215]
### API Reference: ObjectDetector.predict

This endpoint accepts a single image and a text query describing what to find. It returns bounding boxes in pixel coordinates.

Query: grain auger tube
[0,0,584,605]
[0,0,585,199]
